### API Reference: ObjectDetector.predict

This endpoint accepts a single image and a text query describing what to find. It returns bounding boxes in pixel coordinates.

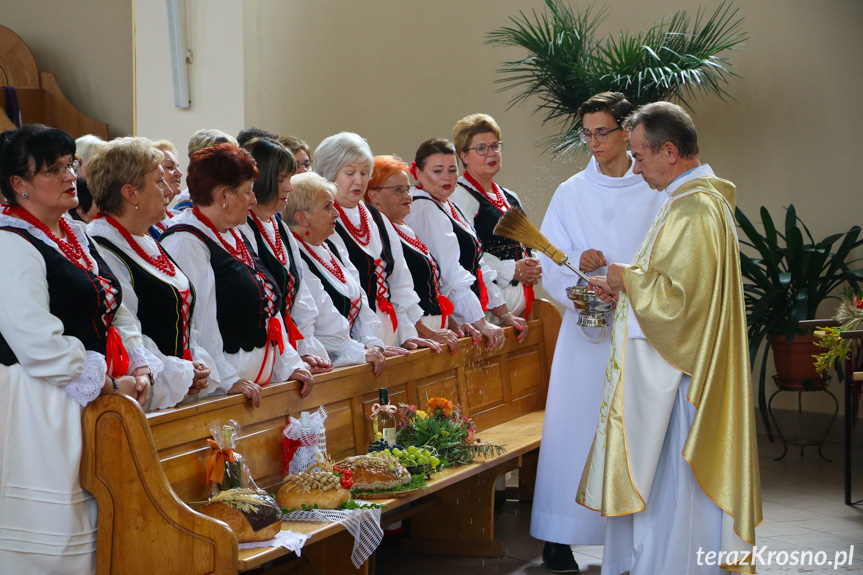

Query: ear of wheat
[493,209,590,282]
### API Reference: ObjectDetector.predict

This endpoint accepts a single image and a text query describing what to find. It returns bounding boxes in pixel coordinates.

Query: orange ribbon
[476,268,489,312]
[105,326,129,378]
[205,438,236,485]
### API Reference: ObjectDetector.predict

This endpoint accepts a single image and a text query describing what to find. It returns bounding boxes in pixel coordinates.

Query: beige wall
[1,0,134,137]
[134,0,245,162]
[243,0,863,415]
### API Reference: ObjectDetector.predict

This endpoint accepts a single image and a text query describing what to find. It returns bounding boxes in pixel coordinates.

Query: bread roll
[276,471,351,511]
[340,454,411,491]
[198,488,281,543]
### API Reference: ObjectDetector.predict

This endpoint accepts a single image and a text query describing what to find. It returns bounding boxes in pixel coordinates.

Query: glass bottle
[377,387,397,446]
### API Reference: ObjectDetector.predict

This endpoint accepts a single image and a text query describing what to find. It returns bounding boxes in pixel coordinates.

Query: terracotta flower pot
[771,335,828,390]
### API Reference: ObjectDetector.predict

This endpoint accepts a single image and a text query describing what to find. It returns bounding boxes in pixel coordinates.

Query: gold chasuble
[576,176,762,573]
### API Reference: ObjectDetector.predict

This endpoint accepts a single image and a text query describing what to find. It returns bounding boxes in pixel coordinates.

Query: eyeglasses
[465,141,503,155]
[32,160,80,180]
[372,185,411,196]
[298,161,312,171]
[579,127,621,144]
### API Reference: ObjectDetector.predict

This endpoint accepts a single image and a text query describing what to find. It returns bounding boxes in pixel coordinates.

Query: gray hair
[75,134,107,168]
[624,101,699,159]
[187,129,238,157]
[313,132,374,182]
[285,171,336,229]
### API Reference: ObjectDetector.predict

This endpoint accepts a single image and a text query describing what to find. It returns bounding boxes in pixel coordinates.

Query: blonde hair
[74,134,107,169]
[452,113,501,167]
[285,172,336,229]
[152,139,178,157]
[87,137,163,216]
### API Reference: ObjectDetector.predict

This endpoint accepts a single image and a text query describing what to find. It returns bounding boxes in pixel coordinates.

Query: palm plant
[487,0,747,153]
[736,205,863,438]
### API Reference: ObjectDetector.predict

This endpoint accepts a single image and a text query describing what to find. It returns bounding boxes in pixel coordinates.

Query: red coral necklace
[192,207,254,267]
[294,233,346,283]
[104,215,176,276]
[463,171,510,213]
[334,201,371,246]
[249,211,287,265]
[5,204,92,271]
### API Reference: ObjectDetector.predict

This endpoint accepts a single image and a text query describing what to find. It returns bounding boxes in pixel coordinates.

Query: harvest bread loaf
[340,453,411,491]
[276,471,352,510]
[198,488,282,542]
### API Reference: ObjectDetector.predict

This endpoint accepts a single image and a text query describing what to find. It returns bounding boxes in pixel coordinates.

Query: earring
[305,230,310,236]
[22,192,28,198]
[135,204,139,210]
[223,203,228,209]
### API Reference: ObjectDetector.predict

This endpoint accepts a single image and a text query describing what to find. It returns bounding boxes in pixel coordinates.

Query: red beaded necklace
[249,210,287,265]
[104,215,176,276]
[192,207,254,267]
[334,201,371,246]
[5,204,92,271]
[294,233,346,283]
[393,223,442,285]
[463,171,510,213]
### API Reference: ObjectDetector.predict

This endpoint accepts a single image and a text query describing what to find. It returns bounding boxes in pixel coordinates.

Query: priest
[530,92,664,574]
[584,102,761,574]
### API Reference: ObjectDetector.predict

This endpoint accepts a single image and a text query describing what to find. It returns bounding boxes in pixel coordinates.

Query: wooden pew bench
[81,300,561,574]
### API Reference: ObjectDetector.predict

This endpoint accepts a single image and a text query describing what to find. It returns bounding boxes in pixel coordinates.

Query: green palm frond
[487,0,747,154]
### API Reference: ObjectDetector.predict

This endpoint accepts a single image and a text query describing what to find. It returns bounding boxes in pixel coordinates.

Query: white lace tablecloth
[281,502,384,568]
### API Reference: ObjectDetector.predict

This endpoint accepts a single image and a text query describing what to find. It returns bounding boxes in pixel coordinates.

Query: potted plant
[487,0,747,154]
[736,204,863,439]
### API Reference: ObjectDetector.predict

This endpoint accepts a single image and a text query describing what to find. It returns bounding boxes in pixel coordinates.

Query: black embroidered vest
[458,180,532,265]
[299,239,356,326]
[247,215,300,315]
[397,234,442,317]
[159,225,282,354]
[333,204,394,312]
[0,228,123,365]
[413,196,484,301]
[93,236,195,358]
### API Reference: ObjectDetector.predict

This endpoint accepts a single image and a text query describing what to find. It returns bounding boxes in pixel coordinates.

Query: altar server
[530,93,665,573]
[585,102,762,574]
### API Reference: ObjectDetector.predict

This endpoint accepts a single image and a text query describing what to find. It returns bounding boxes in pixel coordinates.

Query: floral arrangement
[394,397,505,468]
[814,286,863,376]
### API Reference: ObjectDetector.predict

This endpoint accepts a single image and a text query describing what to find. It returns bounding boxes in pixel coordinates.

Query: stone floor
[375,435,863,574]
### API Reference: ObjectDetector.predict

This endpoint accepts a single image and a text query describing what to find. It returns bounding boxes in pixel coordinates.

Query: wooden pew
[81,299,562,574]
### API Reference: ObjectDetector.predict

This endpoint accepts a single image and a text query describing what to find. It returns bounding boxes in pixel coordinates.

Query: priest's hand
[606,263,626,292]
[579,249,608,272]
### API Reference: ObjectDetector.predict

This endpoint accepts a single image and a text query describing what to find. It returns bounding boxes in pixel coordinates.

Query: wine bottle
[377,388,397,446]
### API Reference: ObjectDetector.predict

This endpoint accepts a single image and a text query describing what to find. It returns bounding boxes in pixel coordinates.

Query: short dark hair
[624,101,699,159]
[187,143,258,207]
[414,138,457,172]
[237,127,279,147]
[0,124,75,206]
[578,92,635,126]
[69,178,93,220]
[243,137,297,206]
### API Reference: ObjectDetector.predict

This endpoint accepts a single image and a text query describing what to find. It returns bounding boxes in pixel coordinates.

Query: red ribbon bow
[476,268,489,312]
[267,316,285,355]
[377,297,398,332]
[523,284,535,318]
[105,326,129,378]
[410,161,418,180]
[283,314,305,350]
[437,294,454,328]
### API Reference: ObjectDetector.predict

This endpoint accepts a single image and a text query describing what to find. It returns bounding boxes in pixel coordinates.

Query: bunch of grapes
[375,445,440,470]
[367,439,405,453]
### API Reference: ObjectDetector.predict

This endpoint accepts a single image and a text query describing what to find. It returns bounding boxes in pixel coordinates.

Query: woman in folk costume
[86,137,220,409]
[160,143,314,407]
[530,93,666,574]
[404,138,517,348]
[365,155,460,354]
[451,114,541,320]
[315,132,439,352]
[146,139,183,239]
[285,172,393,375]
[238,137,332,374]
[0,125,159,573]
